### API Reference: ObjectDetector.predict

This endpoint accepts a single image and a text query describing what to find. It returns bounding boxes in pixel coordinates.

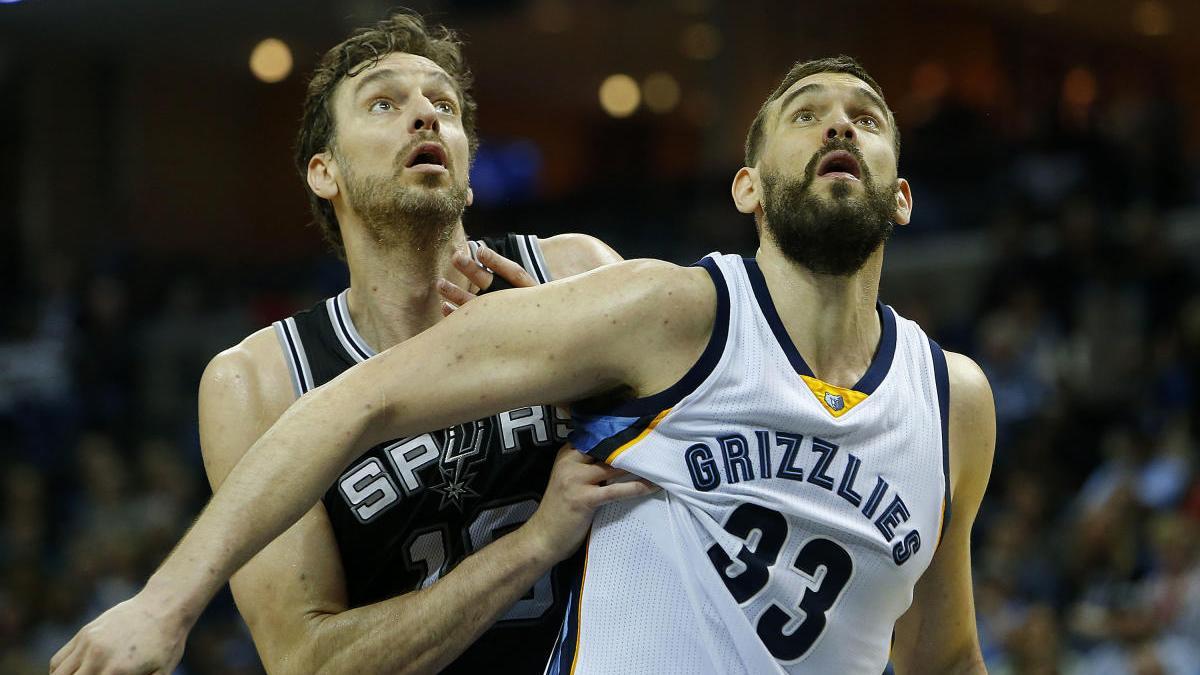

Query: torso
[551,253,952,675]
[274,234,579,673]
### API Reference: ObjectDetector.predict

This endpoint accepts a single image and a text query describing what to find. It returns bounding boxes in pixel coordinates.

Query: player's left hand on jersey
[438,247,538,316]
[49,592,188,675]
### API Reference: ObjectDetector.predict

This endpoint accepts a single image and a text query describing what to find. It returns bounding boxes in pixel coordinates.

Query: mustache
[391,133,449,173]
[802,138,871,185]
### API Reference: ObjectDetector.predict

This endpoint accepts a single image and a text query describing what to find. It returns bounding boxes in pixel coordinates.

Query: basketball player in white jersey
[54,56,993,674]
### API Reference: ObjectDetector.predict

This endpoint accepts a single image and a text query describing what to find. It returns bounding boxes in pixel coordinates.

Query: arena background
[2,0,1199,672]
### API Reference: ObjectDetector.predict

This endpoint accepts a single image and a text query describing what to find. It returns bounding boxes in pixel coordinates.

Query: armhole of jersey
[273,317,314,400]
[927,337,952,549]
[568,257,731,462]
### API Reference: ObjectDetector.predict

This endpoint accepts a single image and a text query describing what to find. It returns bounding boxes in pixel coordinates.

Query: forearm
[146,384,378,625]
[296,526,556,675]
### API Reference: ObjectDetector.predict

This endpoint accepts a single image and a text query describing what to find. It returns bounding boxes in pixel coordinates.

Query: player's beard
[760,140,896,276]
[339,150,469,253]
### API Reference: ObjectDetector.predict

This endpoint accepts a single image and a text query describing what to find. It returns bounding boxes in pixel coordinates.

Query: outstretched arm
[52,258,715,674]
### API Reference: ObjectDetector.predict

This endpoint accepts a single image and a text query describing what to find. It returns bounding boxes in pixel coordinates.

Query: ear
[307,151,339,200]
[466,186,474,207]
[731,167,761,215]
[892,178,913,226]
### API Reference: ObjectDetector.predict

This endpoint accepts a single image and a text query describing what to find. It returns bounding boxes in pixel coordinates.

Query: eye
[369,99,394,113]
[434,100,457,115]
[793,110,815,123]
[856,115,879,129]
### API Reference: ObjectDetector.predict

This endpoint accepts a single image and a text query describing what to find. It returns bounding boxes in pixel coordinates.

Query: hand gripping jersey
[273,234,579,674]
[549,254,952,675]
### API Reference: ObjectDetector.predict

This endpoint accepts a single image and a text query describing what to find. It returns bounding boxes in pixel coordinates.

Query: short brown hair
[743,55,899,168]
[295,10,479,257]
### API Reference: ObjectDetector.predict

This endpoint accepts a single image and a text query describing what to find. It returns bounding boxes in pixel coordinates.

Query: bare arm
[52,259,714,674]
[199,334,595,675]
[891,351,995,675]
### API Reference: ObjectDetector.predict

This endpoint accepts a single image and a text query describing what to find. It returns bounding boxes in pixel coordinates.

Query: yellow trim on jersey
[571,538,592,675]
[800,375,868,418]
[604,407,672,464]
[935,496,946,548]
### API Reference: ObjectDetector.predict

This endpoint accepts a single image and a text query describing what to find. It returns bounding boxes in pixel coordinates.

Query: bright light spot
[250,38,293,83]
[680,22,721,60]
[1062,67,1098,107]
[599,74,640,118]
[1133,0,1171,36]
[643,72,681,114]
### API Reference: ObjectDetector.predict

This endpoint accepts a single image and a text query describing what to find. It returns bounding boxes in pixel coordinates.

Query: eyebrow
[352,67,458,100]
[776,82,889,124]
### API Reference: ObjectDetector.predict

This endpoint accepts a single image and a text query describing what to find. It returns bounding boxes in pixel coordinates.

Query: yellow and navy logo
[801,375,868,418]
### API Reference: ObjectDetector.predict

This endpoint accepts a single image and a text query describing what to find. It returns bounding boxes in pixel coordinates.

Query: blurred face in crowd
[741,72,912,275]
[316,52,472,251]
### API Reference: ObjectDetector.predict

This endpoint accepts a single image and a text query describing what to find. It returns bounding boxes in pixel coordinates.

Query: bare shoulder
[537,233,623,278]
[199,326,296,485]
[943,350,996,501]
[570,258,718,396]
[563,257,717,336]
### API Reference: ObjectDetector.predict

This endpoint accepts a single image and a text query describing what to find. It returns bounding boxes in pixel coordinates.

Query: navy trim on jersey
[572,256,730,420]
[742,257,897,395]
[928,337,953,546]
[546,546,585,675]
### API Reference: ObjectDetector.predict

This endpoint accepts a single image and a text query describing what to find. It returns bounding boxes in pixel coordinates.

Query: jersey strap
[272,316,315,397]
[927,336,953,548]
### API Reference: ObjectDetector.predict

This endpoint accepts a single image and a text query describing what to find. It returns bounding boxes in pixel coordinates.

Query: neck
[340,219,472,352]
[755,240,884,390]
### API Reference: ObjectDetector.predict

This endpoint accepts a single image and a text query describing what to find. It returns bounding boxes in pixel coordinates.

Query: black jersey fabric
[272,234,580,673]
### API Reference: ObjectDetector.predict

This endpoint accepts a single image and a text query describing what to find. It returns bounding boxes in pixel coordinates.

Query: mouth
[404,142,448,171]
[815,150,862,181]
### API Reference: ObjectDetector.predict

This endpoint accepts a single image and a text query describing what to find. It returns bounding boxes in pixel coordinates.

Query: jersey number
[706,503,854,662]
[403,499,554,622]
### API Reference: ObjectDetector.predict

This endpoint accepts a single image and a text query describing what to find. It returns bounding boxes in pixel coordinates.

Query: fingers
[49,638,82,667]
[595,478,659,504]
[50,635,79,674]
[451,251,494,292]
[437,278,475,307]
[477,247,538,289]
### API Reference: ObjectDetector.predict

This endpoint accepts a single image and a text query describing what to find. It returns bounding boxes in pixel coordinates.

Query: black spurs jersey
[272,234,578,673]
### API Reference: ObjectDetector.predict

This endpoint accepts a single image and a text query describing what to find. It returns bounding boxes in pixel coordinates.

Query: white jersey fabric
[546,253,952,674]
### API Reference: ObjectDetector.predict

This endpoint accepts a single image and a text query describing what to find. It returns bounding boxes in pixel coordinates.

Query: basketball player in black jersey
[50,11,653,675]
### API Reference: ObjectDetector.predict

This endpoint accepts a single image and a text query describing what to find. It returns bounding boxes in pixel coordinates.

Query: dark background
[2,0,1199,672]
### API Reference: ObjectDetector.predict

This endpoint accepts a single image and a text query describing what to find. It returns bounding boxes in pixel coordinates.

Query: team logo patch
[824,392,845,411]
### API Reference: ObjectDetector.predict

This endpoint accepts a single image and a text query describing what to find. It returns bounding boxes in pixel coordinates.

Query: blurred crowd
[3,50,1200,675]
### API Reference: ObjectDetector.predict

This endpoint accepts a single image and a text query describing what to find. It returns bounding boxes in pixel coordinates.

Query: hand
[524,444,657,563]
[437,247,538,316]
[49,592,189,675]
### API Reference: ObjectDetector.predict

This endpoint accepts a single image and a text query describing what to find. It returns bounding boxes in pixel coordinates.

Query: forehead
[335,52,455,103]
[773,71,881,116]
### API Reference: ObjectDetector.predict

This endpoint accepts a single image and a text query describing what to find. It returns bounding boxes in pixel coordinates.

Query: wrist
[513,517,564,568]
[141,565,210,630]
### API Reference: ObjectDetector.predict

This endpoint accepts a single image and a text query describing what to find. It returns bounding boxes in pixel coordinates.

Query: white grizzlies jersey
[547,254,951,674]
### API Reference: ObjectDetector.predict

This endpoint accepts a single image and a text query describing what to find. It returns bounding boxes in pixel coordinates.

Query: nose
[410,95,440,134]
[825,118,855,142]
